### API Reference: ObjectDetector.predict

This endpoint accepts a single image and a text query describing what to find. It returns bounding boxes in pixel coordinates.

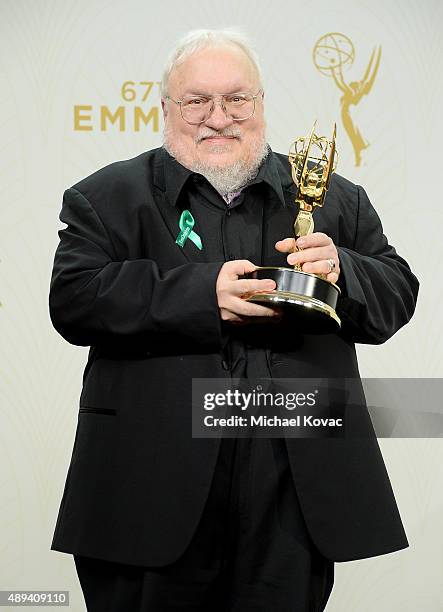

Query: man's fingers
[220,309,244,323]
[217,261,281,323]
[275,238,296,253]
[275,233,332,254]
[326,272,340,285]
[230,278,276,296]
[223,259,257,279]
[301,260,340,276]
[225,297,281,319]
[275,234,340,281]
[287,246,335,266]
[295,232,331,249]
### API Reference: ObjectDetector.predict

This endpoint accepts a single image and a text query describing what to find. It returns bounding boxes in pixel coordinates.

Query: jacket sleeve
[49,187,224,348]
[336,185,419,344]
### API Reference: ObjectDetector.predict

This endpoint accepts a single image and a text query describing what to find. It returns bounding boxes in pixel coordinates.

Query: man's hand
[275,233,340,285]
[216,260,281,324]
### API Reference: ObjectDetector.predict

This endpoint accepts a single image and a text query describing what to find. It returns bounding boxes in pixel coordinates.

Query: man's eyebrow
[182,88,252,97]
[182,92,211,97]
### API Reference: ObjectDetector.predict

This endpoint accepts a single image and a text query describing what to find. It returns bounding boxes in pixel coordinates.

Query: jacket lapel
[262,186,299,267]
[153,150,207,264]
[155,190,207,264]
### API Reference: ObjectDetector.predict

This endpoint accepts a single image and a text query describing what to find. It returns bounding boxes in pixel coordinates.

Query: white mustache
[195,127,242,144]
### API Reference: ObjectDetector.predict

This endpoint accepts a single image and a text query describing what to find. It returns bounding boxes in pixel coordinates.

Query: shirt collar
[155,145,290,208]
[247,146,287,206]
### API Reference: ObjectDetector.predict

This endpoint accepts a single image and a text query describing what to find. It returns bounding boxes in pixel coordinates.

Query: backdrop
[0,0,442,610]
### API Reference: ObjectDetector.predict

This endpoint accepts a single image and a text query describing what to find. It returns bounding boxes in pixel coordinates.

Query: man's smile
[200,136,238,143]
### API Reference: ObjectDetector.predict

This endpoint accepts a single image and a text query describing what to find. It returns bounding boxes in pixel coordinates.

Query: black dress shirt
[171,151,288,380]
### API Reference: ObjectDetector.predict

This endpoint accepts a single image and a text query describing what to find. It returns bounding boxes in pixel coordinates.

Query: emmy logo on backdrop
[313,33,381,167]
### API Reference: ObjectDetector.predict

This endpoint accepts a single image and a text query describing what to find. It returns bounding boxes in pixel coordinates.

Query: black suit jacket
[49,147,419,565]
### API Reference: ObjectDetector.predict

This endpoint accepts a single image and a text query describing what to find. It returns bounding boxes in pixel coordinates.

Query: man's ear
[161,98,168,119]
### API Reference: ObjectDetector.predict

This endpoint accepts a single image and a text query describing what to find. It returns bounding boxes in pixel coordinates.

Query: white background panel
[0,0,442,609]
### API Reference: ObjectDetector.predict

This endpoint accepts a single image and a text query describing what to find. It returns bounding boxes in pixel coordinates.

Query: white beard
[163,125,269,195]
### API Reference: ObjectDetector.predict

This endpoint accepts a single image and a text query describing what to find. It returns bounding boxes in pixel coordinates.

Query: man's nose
[204,100,234,130]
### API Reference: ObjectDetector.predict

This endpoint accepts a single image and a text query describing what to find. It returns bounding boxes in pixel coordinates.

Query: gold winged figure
[331,46,381,166]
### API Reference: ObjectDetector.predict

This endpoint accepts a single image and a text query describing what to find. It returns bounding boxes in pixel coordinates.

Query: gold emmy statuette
[246,121,341,333]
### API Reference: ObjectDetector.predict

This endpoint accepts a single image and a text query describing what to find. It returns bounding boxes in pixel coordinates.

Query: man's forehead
[168,46,259,94]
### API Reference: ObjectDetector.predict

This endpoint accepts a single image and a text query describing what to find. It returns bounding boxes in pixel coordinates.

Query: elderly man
[49,29,418,611]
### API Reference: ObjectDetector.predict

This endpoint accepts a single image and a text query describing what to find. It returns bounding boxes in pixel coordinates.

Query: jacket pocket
[79,406,116,416]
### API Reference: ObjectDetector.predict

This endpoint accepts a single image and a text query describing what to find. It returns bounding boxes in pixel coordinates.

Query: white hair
[160,28,263,97]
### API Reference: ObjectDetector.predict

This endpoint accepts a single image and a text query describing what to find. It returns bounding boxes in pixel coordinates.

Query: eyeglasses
[165,90,263,125]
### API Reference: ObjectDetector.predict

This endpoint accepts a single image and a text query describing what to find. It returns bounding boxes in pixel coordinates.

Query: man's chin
[199,156,239,169]
[197,146,241,168]
[198,141,238,158]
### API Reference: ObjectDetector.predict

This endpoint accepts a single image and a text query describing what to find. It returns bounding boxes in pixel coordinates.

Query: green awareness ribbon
[175,210,202,250]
